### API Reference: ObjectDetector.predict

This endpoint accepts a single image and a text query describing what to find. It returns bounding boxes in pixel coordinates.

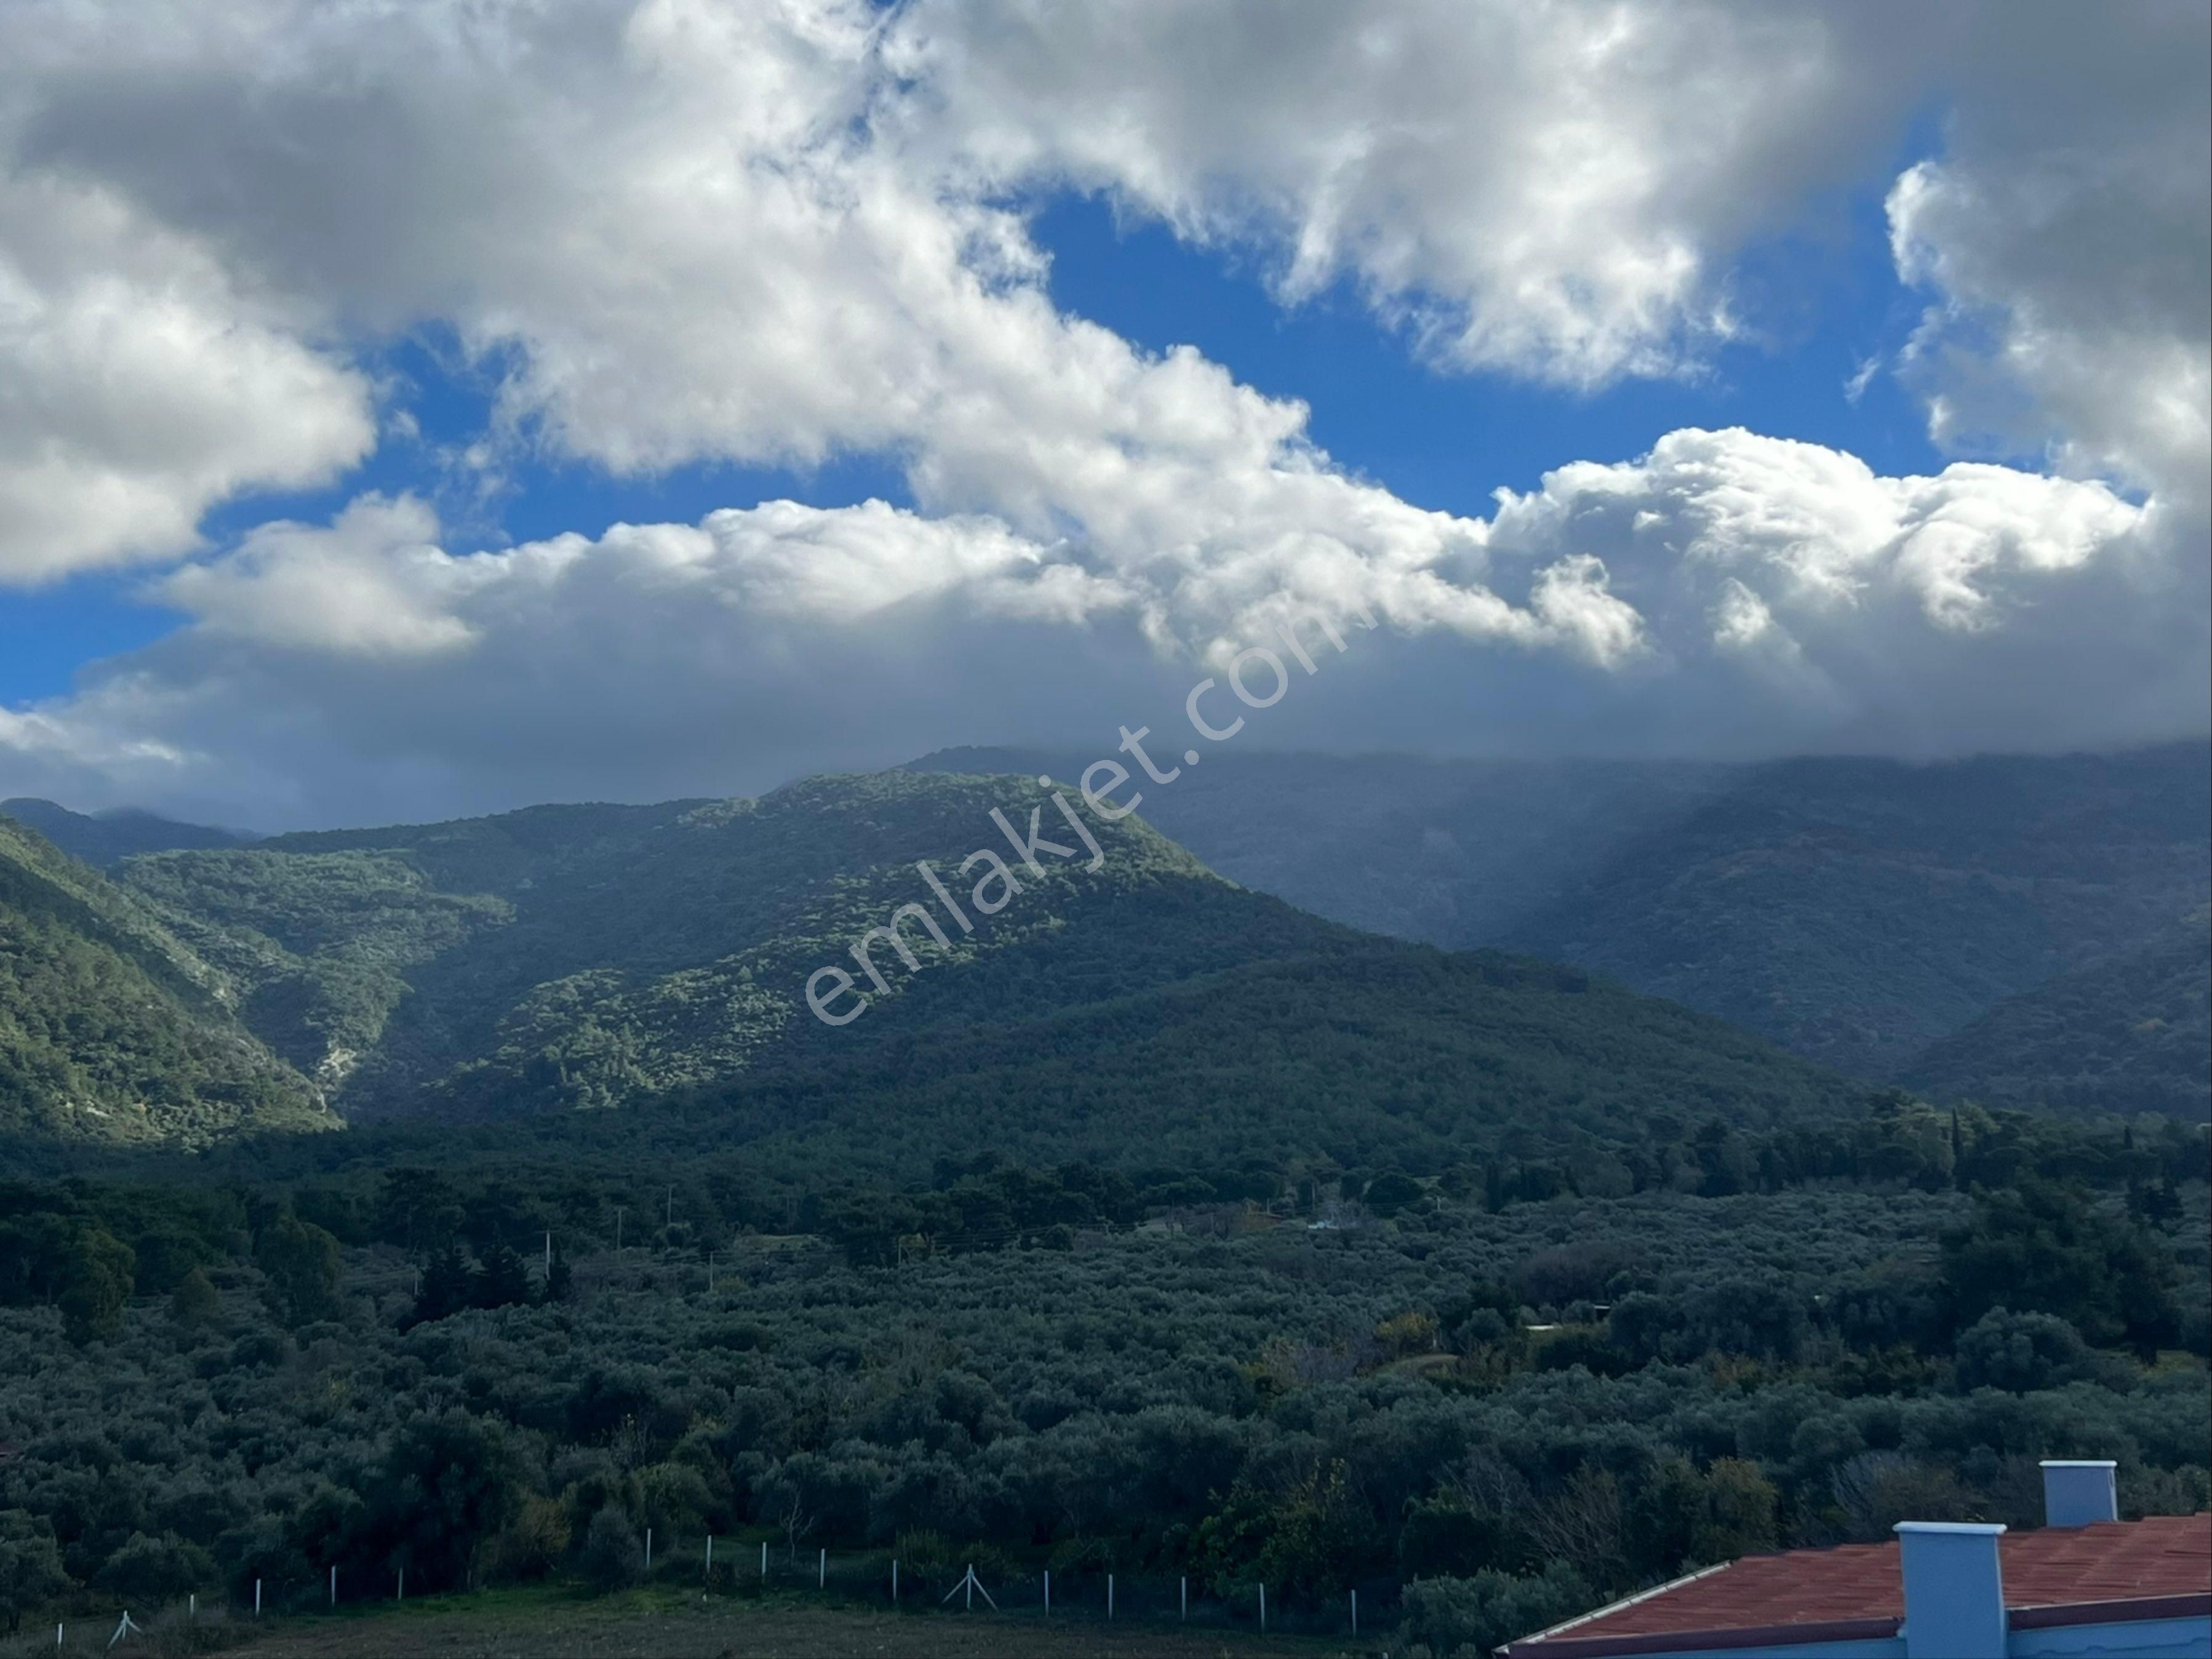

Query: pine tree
[473,1242,531,1310]
[255,1212,343,1327]
[414,1241,474,1325]
[169,1266,220,1328]
[58,1227,135,1346]
[543,1237,574,1304]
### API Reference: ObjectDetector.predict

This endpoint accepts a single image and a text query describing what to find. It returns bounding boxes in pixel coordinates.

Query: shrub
[0,1512,73,1636]
[94,1531,216,1604]
[482,1496,570,1584]
[1953,1308,2099,1393]
[579,1506,644,1593]
[1400,1563,1594,1658]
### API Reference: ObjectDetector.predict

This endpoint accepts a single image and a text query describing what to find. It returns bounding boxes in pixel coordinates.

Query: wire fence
[142,1546,1407,1641]
[687,1543,1402,1636]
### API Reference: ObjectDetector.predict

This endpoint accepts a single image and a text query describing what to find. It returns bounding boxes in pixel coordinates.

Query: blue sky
[0,184,1946,710]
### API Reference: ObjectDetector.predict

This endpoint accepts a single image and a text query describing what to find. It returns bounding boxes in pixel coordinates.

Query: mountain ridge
[0,770,1867,1162]
[0,796,254,865]
[911,743,2211,1099]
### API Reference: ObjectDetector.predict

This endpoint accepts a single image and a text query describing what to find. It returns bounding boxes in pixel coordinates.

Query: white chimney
[2041,1458,2119,1527]
[1895,1522,2008,1659]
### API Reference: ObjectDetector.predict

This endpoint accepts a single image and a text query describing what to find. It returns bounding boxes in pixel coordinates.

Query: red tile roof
[1503,1514,2211,1658]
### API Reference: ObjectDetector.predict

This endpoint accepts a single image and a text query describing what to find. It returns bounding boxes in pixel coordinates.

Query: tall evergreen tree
[472,1242,531,1310]
[413,1241,474,1325]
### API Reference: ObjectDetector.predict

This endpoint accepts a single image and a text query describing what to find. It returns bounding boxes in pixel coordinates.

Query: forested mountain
[912,745,2211,1098]
[0,814,334,1146]
[0,798,251,866]
[2,782,2205,1648]
[76,772,1856,1169]
[1901,914,2211,1119]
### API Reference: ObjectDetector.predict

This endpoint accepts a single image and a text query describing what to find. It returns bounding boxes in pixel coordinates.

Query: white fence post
[818,1546,826,1588]
[891,1559,898,1601]
[1352,1587,1359,1633]
[329,1565,337,1607]
[254,1578,262,1617]
[1259,1582,1267,1631]
[1042,1568,1050,1613]
[644,1528,652,1570]
[1107,1574,1114,1620]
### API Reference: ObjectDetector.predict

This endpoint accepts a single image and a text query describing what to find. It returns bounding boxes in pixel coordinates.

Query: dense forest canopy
[914,745,2211,1097]
[0,1112,2204,1647]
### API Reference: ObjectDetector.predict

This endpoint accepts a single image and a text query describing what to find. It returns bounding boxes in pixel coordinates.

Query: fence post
[645,1529,652,1571]
[1108,1574,1114,1620]
[761,1540,768,1580]
[1259,1582,1266,1632]
[330,1565,337,1607]
[1351,1587,1358,1633]
[705,1534,713,1578]
[892,1559,898,1602]
[190,1593,197,1621]
[1042,1568,1050,1614]
[398,1567,405,1601]
[1181,1575,1188,1620]
[819,1546,826,1589]
[255,1578,262,1617]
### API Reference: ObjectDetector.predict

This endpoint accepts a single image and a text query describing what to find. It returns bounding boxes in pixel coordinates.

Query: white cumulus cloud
[0,0,2201,820]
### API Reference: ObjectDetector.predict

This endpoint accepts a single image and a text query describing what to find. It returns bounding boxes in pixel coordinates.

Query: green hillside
[81,770,1861,1161]
[111,772,1237,1120]
[913,745,2211,1090]
[662,940,1863,1187]
[1903,916,2211,1119]
[0,814,335,1146]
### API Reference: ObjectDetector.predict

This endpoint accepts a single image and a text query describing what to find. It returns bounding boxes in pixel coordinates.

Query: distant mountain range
[3,743,2203,1149]
[913,743,2210,1095]
[0,797,254,865]
[2,772,1855,1154]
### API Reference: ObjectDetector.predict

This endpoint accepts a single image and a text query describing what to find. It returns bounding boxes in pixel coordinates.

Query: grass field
[15,1587,1373,1658]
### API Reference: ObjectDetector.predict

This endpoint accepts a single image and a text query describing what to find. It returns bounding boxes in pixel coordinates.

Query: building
[1500,1461,2210,1659]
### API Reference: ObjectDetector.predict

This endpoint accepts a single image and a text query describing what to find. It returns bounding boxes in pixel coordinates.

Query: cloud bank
[0,0,2202,825]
